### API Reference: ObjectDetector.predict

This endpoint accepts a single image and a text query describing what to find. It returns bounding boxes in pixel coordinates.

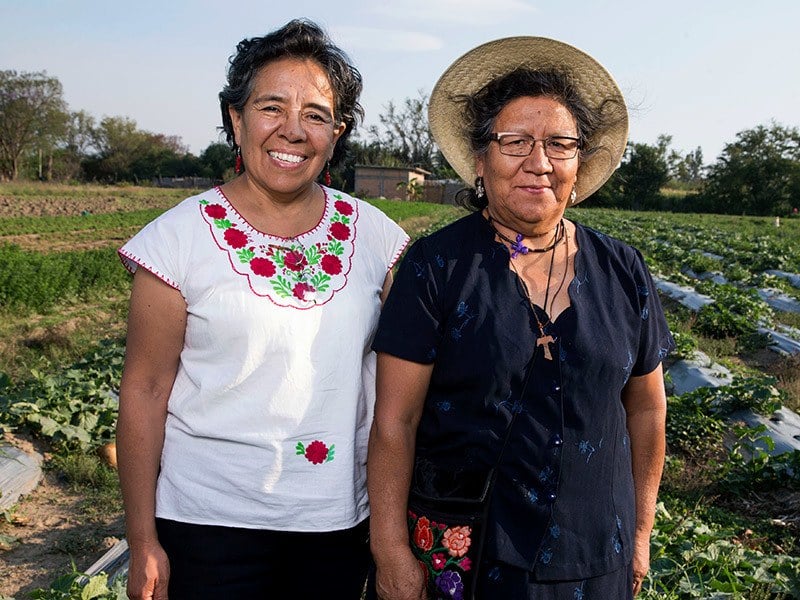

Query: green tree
[700,122,800,216]
[200,142,235,182]
[592,141,669,209]
[367,90,451,176]
[0,70,68,180]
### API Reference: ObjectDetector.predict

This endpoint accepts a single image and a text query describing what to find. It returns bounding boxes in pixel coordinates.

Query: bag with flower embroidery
[406,463,495,600]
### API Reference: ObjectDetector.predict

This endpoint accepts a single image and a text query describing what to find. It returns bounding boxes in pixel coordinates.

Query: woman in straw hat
[367,37,673,599]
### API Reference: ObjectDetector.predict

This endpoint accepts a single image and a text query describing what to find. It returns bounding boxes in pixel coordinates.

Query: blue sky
[2,0,798,165]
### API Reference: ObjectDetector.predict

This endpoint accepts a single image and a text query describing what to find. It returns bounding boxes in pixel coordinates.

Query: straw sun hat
[428,36,629,204]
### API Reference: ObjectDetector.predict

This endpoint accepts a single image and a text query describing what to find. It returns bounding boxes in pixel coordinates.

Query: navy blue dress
[372,211,673,598]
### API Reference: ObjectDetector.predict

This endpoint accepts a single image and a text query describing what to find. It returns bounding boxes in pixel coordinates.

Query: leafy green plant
[0,339,123,451]
[666,392,726,458]
[694,284,774,339]
[28,567,126,600]
[643,502,800,599]
[720,425,800,493]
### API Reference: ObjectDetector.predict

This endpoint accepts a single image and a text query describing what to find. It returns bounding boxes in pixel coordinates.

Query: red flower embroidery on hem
[250,257,276,277]
[334,200,353,216]
[329,222,350,240]
[321,254,342,275]
[204,203,227,219]
[224,228,248,248]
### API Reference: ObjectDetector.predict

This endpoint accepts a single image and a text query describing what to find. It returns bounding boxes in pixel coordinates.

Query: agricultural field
[0,182,799,599]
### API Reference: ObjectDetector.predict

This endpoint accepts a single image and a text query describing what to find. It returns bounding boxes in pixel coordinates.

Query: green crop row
[0,244,131,312]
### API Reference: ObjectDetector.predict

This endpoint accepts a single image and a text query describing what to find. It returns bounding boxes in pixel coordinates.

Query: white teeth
[269,151,304,163]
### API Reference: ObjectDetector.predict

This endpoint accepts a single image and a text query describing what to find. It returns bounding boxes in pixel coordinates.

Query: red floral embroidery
[329,222,350,241]
[321,254,342,275]
[200,190,359,307]
[296,440,335,464]
[334,200,353,216]
[224,228,248,249]
[250,257,276,277]
[204,203,227,219]
[293,282,314,300]
[442,526,472,557]
[432,553,447,569]
[413,517,434,552]
[284,250,308,272]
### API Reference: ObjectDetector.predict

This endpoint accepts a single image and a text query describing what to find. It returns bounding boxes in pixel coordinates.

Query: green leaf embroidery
[326,444,335,462]
[328,240,344,256]
[237,248,255,263]
[310,272,331,292]
[272,275,293,298]
[305,245,321,266]
[214,218,232,229]
[295,442,305,455]
[199,199,209,205]
[273,251,286,269]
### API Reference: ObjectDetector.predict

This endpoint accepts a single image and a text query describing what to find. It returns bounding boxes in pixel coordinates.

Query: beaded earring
[234,146,243,174]
[475,176,485,198]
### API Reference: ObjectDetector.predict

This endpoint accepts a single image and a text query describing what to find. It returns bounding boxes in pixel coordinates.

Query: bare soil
[0,434,124,599]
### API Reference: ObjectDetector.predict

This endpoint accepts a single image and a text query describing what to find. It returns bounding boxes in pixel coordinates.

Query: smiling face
[229,57,346,202]
[476,95,580,234]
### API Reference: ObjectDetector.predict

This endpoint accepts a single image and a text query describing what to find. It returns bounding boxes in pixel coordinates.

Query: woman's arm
[368,353,433,600]
[117,268,187,600]
[621,363,668,597]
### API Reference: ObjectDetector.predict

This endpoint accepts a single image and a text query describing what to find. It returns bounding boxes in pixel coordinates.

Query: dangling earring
[475,176,485,199]
[234,146,243,174]
[570,187,577,204]
[324,162,332,187]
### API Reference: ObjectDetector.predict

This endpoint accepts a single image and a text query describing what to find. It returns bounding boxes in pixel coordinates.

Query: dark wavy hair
[455,68,607,210]
[219,19,363,167]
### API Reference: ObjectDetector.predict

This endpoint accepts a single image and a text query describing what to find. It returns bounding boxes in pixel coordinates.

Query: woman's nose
[522,140,553,173]
[278,110,307,142]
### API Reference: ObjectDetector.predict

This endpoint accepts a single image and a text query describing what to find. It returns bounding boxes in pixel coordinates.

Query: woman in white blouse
[117,19,407,600]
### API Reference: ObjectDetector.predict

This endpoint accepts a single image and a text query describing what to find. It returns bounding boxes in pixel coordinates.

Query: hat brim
[428,36,628,204]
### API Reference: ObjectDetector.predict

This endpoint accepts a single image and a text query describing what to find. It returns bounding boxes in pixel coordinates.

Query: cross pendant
[537,334,556,360]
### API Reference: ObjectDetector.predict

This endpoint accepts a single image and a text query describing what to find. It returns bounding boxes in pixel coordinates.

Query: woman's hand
[126,540,170,599]
[375,547,427,600]
[632,531,650,596]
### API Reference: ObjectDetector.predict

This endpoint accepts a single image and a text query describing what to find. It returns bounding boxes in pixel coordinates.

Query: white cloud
[331,26,444,52]
[367,0,538,26]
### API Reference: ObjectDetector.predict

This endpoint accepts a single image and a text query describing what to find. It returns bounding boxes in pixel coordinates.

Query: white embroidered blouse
[119,186,409,531]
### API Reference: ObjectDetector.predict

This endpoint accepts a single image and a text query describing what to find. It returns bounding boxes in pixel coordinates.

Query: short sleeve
[631,249,674,376]
[373,239,443,364]
[117,198,195,291]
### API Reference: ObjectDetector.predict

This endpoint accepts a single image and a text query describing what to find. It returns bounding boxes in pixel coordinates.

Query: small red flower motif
[432,553,447,570]
[334,200,353,216]
[293,282,314,301]
[320,254,342,275]
[224,228,248,249]
[250,257,276,277]
[413,517,434,552]
[459,556,472,572]
[284,250,307,272]
[329,222,350,241]
[305,440,329,464]
[204,203,227,219]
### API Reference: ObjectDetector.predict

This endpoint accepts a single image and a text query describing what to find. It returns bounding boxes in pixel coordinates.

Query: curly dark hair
[455,68,608,210]
[219,19,363,167]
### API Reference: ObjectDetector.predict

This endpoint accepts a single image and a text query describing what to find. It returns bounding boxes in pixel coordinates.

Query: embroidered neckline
[200,186,358,309]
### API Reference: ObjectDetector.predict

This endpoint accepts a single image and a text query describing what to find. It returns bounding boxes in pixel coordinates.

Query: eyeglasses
[491,132,581,160]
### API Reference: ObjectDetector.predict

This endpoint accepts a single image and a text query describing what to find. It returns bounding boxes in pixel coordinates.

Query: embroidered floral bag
[407,469,495,600]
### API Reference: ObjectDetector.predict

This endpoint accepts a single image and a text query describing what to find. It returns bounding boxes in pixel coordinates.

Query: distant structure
[353,165,462,204]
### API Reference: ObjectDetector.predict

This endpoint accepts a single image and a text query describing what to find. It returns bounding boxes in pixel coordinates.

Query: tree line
[2,70,798,216]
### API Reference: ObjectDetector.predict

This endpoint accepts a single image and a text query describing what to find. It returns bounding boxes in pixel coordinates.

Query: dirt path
[0,435,124,598]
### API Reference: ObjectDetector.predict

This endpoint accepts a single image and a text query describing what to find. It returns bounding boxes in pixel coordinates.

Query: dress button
[545,491,557,504]
[549,434,563,448]
[552,384,561,393]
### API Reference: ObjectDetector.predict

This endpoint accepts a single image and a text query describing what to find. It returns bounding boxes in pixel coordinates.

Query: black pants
[156,517,370,599]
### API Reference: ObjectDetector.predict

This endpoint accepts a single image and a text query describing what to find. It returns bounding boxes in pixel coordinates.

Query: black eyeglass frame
[491,132,582,160]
